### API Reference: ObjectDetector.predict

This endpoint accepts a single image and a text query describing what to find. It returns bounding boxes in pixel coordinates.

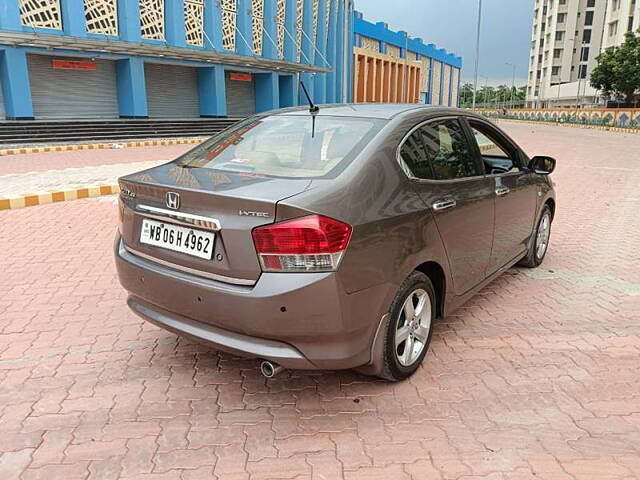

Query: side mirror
[528,156,556,175]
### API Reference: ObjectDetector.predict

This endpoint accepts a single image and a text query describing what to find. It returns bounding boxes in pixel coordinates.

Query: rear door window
[177,115,385,179]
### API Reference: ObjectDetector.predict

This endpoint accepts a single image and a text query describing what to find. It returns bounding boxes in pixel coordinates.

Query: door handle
[495,186,510,196]
[432,198,457,212]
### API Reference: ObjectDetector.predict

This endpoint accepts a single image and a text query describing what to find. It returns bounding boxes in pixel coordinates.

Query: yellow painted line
[0,137,206,157]
[0,184,121,211]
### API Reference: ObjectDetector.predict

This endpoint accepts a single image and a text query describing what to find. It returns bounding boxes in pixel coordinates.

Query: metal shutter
[28,54,118,119]
[226,72,255,117]
[145,63,200,118]
[0,78,5,119]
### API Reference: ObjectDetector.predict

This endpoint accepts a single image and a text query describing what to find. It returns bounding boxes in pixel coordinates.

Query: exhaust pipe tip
[260,360,283,378]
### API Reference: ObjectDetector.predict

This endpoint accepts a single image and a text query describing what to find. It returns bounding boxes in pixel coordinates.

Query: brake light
[252,215,352,272]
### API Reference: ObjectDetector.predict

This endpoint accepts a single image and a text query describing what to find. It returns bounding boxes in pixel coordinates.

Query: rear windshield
[176,114,385,179]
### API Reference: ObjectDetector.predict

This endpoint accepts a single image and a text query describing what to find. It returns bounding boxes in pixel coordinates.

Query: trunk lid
[118,162,311,284]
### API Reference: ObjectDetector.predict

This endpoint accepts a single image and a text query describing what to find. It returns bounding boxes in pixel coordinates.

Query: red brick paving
[1,122,640,479]
[0,144,192,176]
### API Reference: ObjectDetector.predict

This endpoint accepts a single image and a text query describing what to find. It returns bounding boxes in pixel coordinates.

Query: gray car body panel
[115,104,556,372]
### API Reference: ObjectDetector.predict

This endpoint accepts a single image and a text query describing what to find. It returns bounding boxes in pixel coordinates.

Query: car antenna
[300,81,319,138]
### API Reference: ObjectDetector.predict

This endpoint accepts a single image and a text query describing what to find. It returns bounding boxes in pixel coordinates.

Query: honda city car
[115,104,556,381]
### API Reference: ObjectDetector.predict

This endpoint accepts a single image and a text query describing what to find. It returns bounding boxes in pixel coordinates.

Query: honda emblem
[165,192,180,210]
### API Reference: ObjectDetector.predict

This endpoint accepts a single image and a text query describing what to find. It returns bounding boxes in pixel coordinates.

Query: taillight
[252,215,352,272]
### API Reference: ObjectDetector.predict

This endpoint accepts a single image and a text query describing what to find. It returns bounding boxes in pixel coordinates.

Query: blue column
[116,57,148,118]
[456,67,461,107]
[199,66,227,116]
[60,0,87,37]
[426,57,433,104]
[325,0,337,103]
[278,74,296,107]
[346,1,354,102]
[118,0,142,42]
[236,0,253,56]
[0,47,34,120]
[448,65,454,106]
[255,72,279,112]
[283,0,297,62]
[166,0,187,47]
[299,0,315,102]
[0,2,21,30]
[335,0,344,102]
[313,0,327,103]
[262,0,278,59]
[203,0,223,50]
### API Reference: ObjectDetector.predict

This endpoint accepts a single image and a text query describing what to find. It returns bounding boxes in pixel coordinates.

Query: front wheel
[378,272,436,381]
[520,204,552,268]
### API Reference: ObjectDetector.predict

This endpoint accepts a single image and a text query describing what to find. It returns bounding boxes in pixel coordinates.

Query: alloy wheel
[536,212,551,260]
[395,288,432,367]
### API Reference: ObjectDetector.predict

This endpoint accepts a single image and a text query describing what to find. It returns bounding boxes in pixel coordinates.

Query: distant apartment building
[527,0,640,108]
[352,12,462,106]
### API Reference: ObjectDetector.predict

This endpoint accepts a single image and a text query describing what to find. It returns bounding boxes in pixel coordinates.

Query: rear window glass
[176,115,385,179]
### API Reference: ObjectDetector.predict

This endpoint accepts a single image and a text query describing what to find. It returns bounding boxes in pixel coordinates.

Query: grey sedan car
[115,104,556,381]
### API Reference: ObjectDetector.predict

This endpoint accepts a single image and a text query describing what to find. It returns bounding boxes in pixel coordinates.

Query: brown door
[398,117,495,296]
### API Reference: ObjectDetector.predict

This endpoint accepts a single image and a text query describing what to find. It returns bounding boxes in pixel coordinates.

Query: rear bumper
[115,234,389,370]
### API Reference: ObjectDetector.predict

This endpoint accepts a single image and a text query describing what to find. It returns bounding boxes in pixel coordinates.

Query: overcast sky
[354,0,535,87]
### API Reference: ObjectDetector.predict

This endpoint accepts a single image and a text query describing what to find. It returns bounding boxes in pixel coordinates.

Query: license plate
[140,219,215,260]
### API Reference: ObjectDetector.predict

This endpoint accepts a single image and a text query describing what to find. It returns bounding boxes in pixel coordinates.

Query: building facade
[352,12,462,106]
[527,0,640,108]
[0,0,354,120]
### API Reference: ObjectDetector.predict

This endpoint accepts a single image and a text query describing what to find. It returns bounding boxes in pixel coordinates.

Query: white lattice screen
[312,0,318,45]
[325,0,330,38]
[251,0,264,55]
[184,0,204,46]
[140,0,164,40]
[19,0,62,30]
[276,0,285,59]
[84,0,118,35]
[221,0,237,51]
[296,0,303,61]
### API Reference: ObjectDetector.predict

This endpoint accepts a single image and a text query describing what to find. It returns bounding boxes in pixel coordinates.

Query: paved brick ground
[1,122,640,479]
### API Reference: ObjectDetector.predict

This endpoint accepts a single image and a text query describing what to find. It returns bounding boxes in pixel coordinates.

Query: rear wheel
[520,204,552,268]
[379,272,435,381]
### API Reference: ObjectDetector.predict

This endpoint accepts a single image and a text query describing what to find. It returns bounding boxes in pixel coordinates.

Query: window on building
[555,31,565,41]
[585,11,594,26]
[541,22,546,32]
[552,66,560,75]
[140,0,165,40]
[629,16,635,32]
[557,13,566,23]
[578,64,587,79]
[587,0,595,7]
[609,21,618,37]
[19,0,63,30]
[553,48,562,58]
[583,29,592,43]
[581,47,589,62]
[559,0,567,4]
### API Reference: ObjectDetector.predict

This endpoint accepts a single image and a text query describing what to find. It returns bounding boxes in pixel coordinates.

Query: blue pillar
[325,0,337,103]
[299,0,315,102]
[278,74,296,107]
[165,0,187,47]
[255,72,279,113]
[199,66,227,116]
[313,0,327,103]
[116,57,148,118]
[0,2,21,30]
[426,57,433,104]
[60,0,87,36]
[448,65,454,107]
[346,1,354,102]
[262,0,278,59]
[456,67,461,107]
[236,0,253,56]
[118,0,142,42]
[335,0,344,102]
[0,47,34,120]
[283,0,298,62]
[203,0,223,50]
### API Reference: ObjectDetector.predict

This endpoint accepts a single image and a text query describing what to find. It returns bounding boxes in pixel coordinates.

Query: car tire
[520,204,552,268]
[378,271,436,382]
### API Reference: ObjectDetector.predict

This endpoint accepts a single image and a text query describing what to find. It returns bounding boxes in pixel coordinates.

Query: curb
[494,118,640,134]
[0,137,206,157]
[0,183,120,211]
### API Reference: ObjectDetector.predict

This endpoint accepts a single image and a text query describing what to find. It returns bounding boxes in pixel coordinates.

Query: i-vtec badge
[239,210,269,218]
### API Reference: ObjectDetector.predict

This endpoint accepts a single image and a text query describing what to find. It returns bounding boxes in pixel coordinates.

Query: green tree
[591,30,640,104]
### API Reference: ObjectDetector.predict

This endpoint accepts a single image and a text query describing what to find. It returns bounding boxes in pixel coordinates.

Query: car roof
[274,103,469,120]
